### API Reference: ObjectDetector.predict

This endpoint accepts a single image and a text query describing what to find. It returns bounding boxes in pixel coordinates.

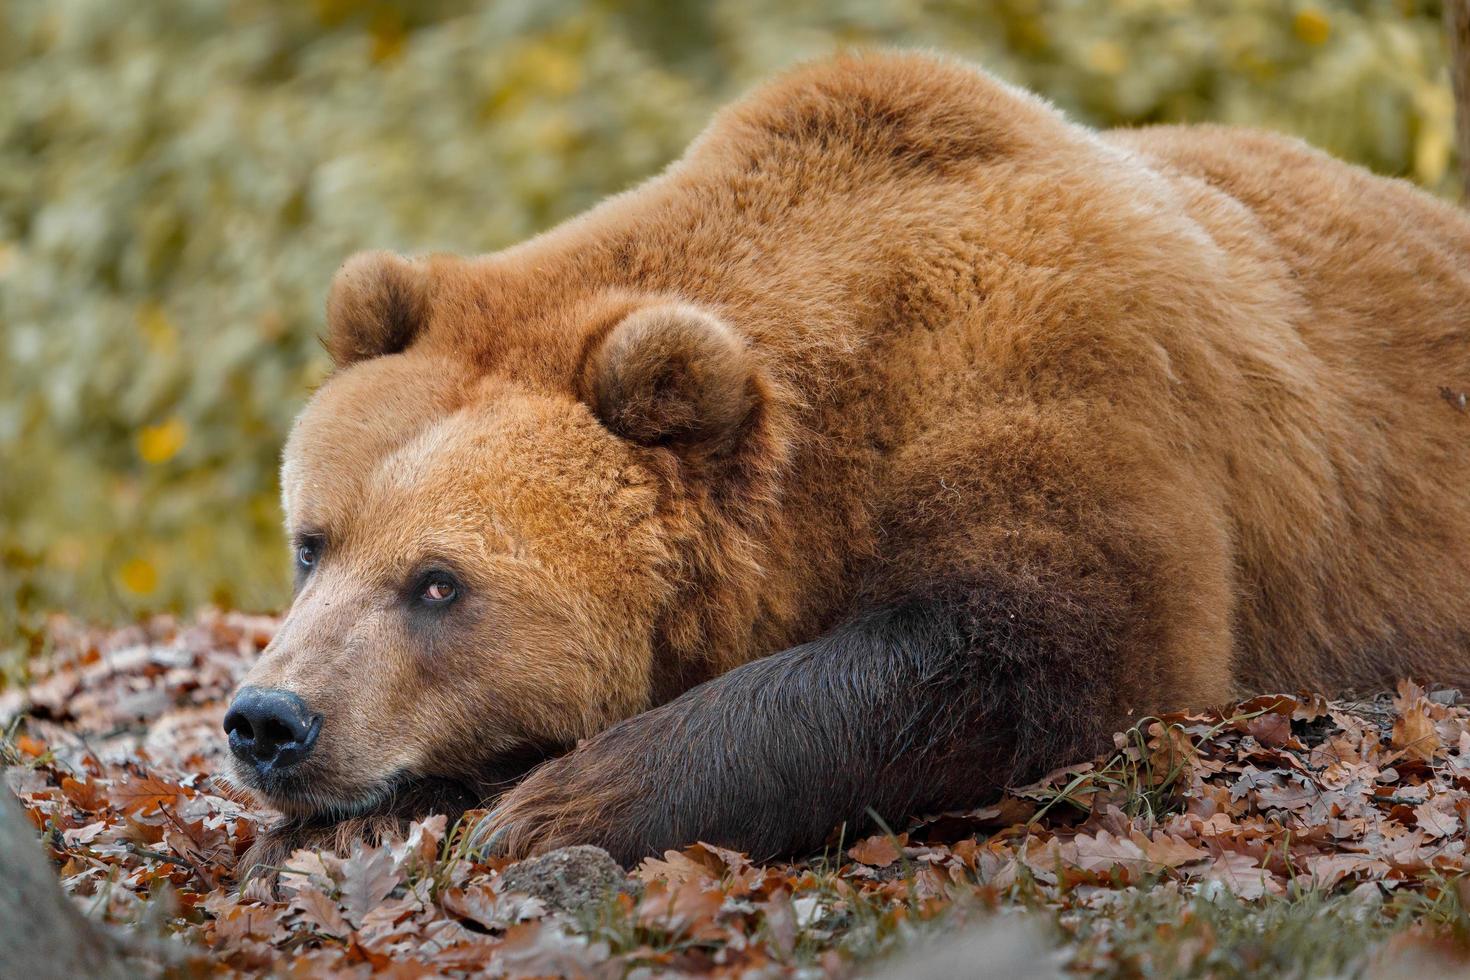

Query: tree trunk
[1445,0,1470,199]
[0,788,129,980]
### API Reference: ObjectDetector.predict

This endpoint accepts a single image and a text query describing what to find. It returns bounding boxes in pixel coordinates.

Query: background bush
[0,0,1455,650]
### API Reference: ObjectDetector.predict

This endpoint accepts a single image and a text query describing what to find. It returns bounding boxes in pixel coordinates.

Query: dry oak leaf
[59,775,109,811]
[1412,795,1463,839]
[686,841,758,878]
[389,813,446,874]
[339,843,401,927]
[358,893,424,942]
[1253,772,1320,813]
[1304,853,1391,889]
[1072,830,1149,875]
[1244,711,1293,748]
[14,734,48,757]
[1128,829,1210,870]
[440,883,506,932]
[1392,679,1443,763]
[291,884,351,939]
[208,900,284,945]
[636,878,728,943]
[61,820,106,847]
[1392,704,1441,763]
[637,847,724,887]
[847,834,904,868]
[1201,850,1279,900]
[111,774,189,815]
[492,920,615,979]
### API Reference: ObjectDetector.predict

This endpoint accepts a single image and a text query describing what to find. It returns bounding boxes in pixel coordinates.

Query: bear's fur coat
[227,52,1470,867]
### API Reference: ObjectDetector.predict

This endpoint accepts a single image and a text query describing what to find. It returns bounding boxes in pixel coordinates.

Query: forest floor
[5,612,1470,977]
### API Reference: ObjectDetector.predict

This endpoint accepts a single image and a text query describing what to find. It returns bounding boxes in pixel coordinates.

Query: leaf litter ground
[6,613,1470,976]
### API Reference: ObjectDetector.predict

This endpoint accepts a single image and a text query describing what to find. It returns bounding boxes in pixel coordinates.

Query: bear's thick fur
[228,52,1470,867]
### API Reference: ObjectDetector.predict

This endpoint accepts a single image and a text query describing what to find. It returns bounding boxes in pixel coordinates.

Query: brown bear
[224,51,1470,869]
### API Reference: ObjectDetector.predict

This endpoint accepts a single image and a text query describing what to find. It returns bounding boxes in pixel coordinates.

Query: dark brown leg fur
[478,574,1136,866]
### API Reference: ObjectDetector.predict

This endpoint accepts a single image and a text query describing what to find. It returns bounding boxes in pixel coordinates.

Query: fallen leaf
[1201,851,1277,900]
[291,884,350,939]
[339,843,400,927]
[848,834,903,868]
[112,774,188,815]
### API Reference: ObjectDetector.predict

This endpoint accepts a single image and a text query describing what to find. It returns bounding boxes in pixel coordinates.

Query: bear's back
[1106,124,1470,690]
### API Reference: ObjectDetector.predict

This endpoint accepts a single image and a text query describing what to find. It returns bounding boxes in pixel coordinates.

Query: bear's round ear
[581,304,759,449]
[325,251,430,367]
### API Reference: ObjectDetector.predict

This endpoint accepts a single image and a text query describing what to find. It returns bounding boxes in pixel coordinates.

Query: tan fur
[234,52,1470,840]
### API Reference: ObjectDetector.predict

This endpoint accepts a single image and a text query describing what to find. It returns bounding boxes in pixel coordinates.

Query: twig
[121,841,195,868]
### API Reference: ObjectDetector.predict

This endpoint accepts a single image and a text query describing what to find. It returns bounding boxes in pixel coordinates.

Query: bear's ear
[325,251,430,367]
[581,304,759,449]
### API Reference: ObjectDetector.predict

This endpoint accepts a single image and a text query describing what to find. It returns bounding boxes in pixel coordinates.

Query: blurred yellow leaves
[133,305,189,465]
[137,303,177,356]
[369,11,406,64]
[49,536,85,572]
[117,558,158,596]
[311,0,359,26]
[1294,8,1332,47]
[516,41,584,97]
[137,418,188,465]
[0,0,1457,632]
[307,0,407,63]
[478,35,586,123]
[1085,40,1127,77]
[1414,82,1455,187]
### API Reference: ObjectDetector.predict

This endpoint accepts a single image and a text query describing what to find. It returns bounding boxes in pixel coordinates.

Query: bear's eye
[295,538,322,570]
[419,573,458,606]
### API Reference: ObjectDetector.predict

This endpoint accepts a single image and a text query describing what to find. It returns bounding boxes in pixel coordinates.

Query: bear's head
[223,251,785,823]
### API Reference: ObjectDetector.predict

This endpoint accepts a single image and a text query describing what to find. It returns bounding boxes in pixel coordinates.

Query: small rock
[498,845,638,914]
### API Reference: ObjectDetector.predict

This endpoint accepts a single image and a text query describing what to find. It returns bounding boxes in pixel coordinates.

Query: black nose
[223,686,321,774]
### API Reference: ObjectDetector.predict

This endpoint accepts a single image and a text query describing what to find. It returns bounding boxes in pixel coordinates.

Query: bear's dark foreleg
[479,583,1129,866]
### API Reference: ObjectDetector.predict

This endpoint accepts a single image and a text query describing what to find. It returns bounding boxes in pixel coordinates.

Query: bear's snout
[223,686,322,777]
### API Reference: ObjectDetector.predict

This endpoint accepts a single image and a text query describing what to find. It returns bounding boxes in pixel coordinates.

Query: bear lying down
[223,51,1470,869]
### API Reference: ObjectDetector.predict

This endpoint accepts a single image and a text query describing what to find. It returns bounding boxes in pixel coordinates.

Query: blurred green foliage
[0,0,1456,645]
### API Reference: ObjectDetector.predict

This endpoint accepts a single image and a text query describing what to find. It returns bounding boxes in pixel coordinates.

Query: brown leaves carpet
[5,613,1470,976]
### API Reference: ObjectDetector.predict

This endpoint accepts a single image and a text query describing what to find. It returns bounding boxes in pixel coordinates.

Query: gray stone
[497,845,639,914]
